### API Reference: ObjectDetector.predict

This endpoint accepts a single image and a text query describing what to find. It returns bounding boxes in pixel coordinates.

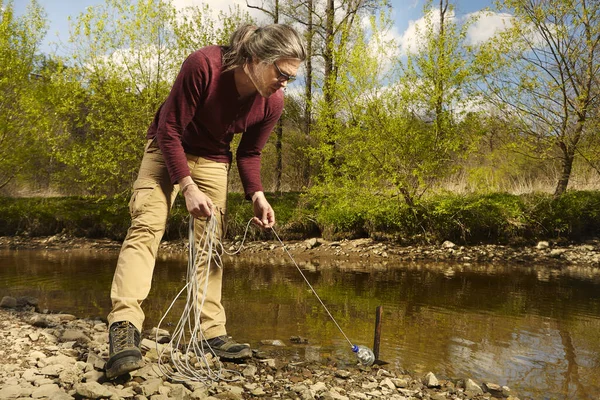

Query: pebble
[0,302,519,400]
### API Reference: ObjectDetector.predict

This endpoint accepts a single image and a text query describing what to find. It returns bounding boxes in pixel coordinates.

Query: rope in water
[269,228,354,349]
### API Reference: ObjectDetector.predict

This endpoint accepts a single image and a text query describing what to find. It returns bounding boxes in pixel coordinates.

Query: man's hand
[251,191,275,229]
[180,176,213,218]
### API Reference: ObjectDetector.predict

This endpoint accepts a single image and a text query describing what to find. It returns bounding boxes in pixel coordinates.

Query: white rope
[155,214,363,381]
[156,214,241,383]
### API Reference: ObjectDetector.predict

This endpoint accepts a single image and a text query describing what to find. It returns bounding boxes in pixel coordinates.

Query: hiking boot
[203,335,252,360]
[105,321,143,379]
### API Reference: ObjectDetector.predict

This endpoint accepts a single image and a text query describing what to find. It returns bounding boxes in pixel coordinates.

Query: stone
[260,339,286,346]
[191,387,210,399]
[75,381,115,399]
[536,241,550,250]
[59,366,81,387]
[0,384,23,399]
[150,327,171,343]
[86,351,107,370]
[251,387,266,396]
[305,238,319,249]
[169,383,192,399]
[53,313,77,321]
[259,358,276,368]
[484,382,503,396]
[391,378,408,388]
[0,296,17,308]
[31,383,63,398]
[335,370,351,379]
[423,371,440,388]
[442,240,456,249]
[83,369,105,382]
[380,377,396,390]
[290,336,309,344]
[16,296,38,307]
[40,364,64,376]
[310,381,328,393]
[141,377,163,396]
[465,378,483,395]
[61,329,91,343]
[30,315,50,328]
[550,248,567,258]
[242,364,257,377]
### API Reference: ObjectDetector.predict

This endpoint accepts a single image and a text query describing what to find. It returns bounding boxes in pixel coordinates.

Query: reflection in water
[2,249,600,398]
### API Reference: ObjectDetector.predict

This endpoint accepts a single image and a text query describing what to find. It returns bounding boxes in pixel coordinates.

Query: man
[105,24,306,379]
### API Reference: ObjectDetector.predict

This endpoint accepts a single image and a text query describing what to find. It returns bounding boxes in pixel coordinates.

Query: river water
[2,248,600,399]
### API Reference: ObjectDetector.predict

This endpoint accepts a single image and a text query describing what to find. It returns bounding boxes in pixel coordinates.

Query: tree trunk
[275,119,283,192]
[554,143,575,197]
[273,1,283,192]
[302,0,314,187]
[324,0,336,166]
[434,0,448,141]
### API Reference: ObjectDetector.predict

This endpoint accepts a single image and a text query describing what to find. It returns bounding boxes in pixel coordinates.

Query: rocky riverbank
[3,234,599,399]
[0,298,520,400]
[2,233,600,268]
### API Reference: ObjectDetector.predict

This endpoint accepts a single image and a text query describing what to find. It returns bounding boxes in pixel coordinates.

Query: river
[2,248,600,399]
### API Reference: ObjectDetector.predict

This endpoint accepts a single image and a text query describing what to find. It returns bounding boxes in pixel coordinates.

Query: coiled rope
[155,215,248,382]
[156,213,359,382]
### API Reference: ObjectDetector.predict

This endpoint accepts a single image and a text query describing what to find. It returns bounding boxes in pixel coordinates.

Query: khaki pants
[107,139,229,339]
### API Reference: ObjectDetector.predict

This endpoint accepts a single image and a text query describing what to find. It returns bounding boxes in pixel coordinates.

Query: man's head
[223,24,306,97]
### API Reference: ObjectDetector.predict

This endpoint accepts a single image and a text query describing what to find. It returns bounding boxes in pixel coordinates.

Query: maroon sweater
[146,45,284,197]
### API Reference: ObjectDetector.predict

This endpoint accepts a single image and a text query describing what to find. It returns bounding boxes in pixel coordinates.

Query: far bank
[1,190,599,247]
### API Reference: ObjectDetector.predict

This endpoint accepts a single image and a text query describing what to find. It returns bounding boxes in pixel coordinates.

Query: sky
[13,0,502,56]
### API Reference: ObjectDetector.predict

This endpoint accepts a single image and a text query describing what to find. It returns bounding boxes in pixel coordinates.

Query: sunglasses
[273,61,296,83]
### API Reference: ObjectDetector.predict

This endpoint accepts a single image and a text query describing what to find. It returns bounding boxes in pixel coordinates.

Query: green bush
[525,191,600,240]
[1,190,600,244]
[0,196,131,239]
[421,192,528,244]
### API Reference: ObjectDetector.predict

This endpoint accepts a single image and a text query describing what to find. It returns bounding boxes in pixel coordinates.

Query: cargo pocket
[217,206,228,239]
[128,178,159,218]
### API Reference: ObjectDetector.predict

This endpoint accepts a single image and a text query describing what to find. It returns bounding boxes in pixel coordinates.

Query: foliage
[0,192,306,240]
[308,1,482,212]
[51,0,252,195]
[0,0,49,189]
[394,0,479,204]
[422,192,529,243]
[525,191,600,240]
[2,191,600,244]
[477,0,600,196]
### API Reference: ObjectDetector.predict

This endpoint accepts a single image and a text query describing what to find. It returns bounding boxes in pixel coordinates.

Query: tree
[478,0,600,196]
[390,0,476,205]
[0,0,48,191]
[316,0,391,168]
[246,0,286,192]
[306,11,402,198]
[62,0,250,195]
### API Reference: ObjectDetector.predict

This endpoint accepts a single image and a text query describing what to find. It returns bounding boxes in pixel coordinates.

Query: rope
[156,214,358,382]
[269,228,354,349]
[156,215,240,382]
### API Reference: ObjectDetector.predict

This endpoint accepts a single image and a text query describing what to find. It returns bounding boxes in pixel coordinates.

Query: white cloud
[398,9,514,55]
[465,11,513,45]
[397,8,455,55]
[360,15,402,67]
[170,0,268,22]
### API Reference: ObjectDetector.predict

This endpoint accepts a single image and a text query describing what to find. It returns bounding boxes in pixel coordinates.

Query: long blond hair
[222,24,306,70]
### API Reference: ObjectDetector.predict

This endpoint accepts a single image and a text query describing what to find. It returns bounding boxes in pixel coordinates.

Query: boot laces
[112,321,137,350]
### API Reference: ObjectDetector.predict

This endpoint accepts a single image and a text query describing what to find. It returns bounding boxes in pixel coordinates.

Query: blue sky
[13,0,497,55]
